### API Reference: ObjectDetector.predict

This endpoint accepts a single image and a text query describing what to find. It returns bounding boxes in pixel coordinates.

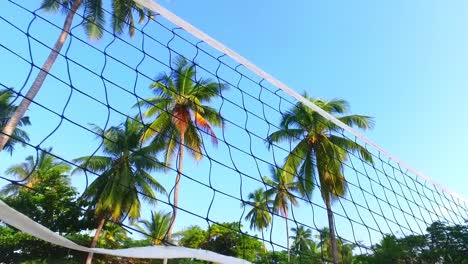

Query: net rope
[0,0,467,263]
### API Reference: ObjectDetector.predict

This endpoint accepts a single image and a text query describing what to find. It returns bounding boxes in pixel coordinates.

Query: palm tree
[0,148,70,197]
[263,167,299,262]
[0,0,152,152]
[136,56,226,240]
[73,118,166,264]
[267,95,373,264]
[317,228,355,264]
[0,89,30,154]
[244,188,273,251]
[291,225,316,253]
[134,211,172,245]
[317,227,333,262]
[98,223,129,249]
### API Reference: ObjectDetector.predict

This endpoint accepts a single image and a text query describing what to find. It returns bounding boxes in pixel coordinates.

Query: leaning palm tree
[0,89,30,154]
[134,211,172,245]
[73,118,166,264]
[263,167,299,262]
[0,0,152,151]
[267,95,373,264]
[0,148,70,197]
[244,188,273,251]
[136,56,226,240]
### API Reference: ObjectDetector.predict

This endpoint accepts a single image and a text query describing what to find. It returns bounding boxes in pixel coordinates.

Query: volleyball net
[0,0,467,263]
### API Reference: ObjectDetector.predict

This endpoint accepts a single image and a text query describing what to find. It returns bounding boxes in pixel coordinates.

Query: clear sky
[1,0,468,253]
[159,0,468,199]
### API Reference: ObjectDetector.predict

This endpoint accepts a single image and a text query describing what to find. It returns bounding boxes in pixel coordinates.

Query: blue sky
[1,0,468,253]
[164,0,468,199]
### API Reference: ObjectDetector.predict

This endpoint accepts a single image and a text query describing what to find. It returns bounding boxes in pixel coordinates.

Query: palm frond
[282,138,311,181]
[141,112,173,142]
[297,148,315,197]
[149,76,177,99]
[201,105,223,124]
[83,0,105,39]
[338,114,374,130]
[40,0,62,12]
[184,121,203,160]
[191,80,226,102]
[310,97,349,114]
[73,156,112,174]
[266,129,304,147]
[194,112,218,145]
[328,135,373,163]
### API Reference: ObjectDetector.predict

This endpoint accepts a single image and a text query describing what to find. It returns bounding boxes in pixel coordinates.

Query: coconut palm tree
[244,188,273,251]
[317,227,333,262]
[98,223,129,249]
[73,118,166,264]
[267,95,373,264]
[317,227,355,264]
[291,225,316,253]
[0,0,152,152]
[0,89,30,154]
[263,167,300,262]
[136,56,226,240]
[0,148,70,197]
[134,211,172,245]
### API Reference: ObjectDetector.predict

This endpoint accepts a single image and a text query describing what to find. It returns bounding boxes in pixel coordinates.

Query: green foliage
[267,95,373,263]
[136,56,226,163]
[73,118,166,222]
[0,89,30,154]
[314,227,355,264]
[291,225,317,254]
[255,251,289,264]
[201,222,263,262]
[355,221,468,264]
[97,223,129,249]
[263,167,299,218]
[176,226,207,249]
[0,225,87,264]
[40,0,152,39]
[134,211,172,245]
[0,148,70,197]
[267,94,373,203]
[1,167,88,234]
[244,188,273,232]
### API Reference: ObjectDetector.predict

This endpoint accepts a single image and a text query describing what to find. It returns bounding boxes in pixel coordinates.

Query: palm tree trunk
[325,195,339,264]
[261,230,266,253]
[85,217,106,264]
[0,0,82,152]
[285,213,290,263]
[164,133,185,264]
[167,132,184,238]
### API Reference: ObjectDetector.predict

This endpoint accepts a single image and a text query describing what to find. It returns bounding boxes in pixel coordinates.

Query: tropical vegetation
[0,0,152,151]
[73,118,166,264]
[0,89,30,154]
[267,95,374,263]
[0,4,462,262]
[262,167,299,262]
[136,56,226,241]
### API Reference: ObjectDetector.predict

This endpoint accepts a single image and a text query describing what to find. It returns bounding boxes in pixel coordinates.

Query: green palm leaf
[267,94,374,263]
[135,55,227,240]
[73,118,166,222]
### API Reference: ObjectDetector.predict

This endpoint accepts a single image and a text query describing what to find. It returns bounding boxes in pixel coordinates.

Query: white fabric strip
[133,0,467,204]
[0,200,250,264]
